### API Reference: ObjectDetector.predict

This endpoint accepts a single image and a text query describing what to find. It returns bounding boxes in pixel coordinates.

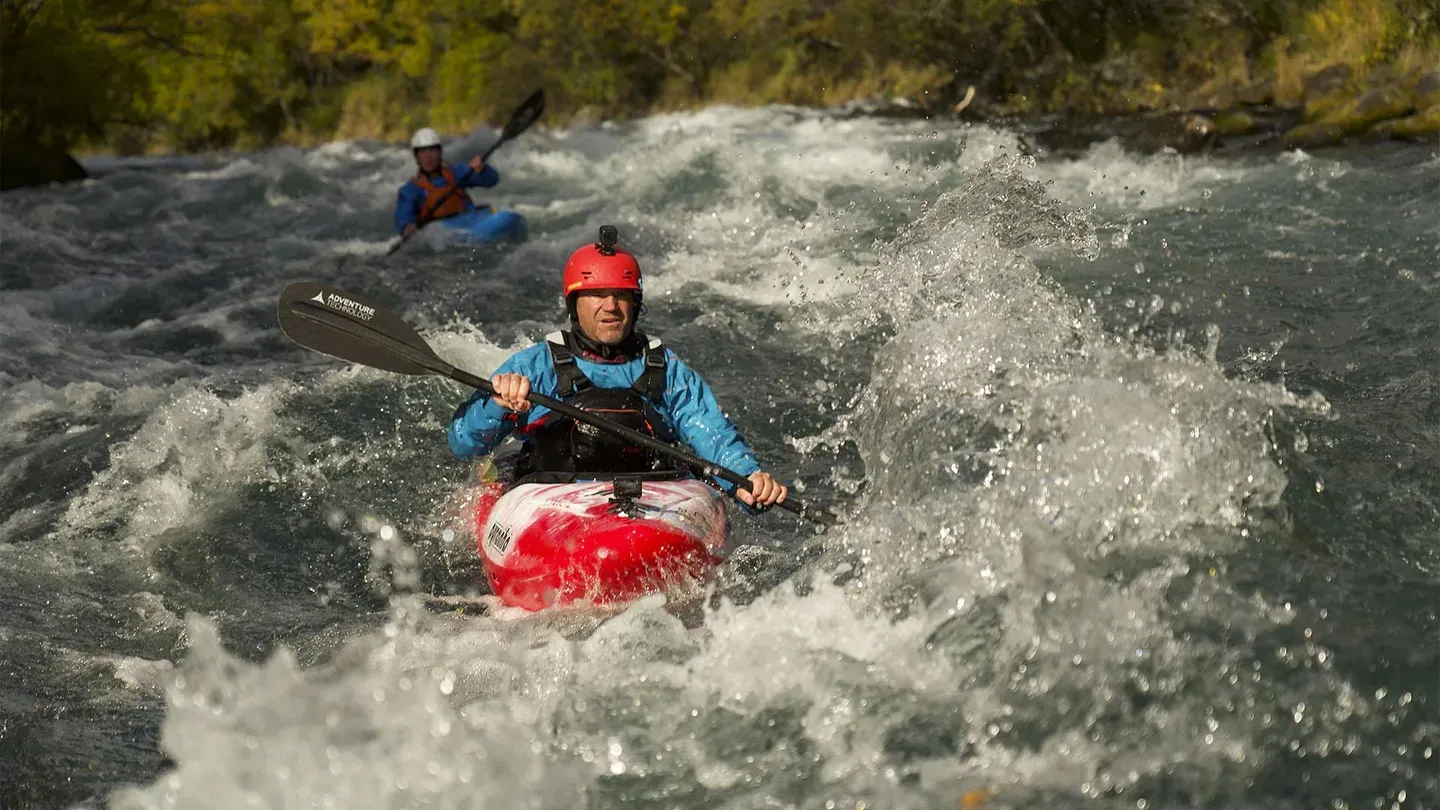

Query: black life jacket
[519,330,678,477]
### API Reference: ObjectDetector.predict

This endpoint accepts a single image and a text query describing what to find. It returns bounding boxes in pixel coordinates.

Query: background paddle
[387,89,546,256]
[277,282,837,525]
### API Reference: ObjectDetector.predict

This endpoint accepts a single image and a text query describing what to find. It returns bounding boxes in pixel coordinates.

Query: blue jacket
[394,163,500,234]
[447,339,761,491]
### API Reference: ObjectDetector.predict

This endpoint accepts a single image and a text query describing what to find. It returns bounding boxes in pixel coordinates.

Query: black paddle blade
[277,283,447,377]
[501,89,546,141]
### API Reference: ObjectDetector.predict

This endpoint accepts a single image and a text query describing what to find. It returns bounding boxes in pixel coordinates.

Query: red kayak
[473,476,729,611]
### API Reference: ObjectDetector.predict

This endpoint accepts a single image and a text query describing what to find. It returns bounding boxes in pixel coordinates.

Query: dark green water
[1,110,1435,809]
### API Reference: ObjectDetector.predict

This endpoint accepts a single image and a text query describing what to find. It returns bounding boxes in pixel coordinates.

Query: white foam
[504,148,593,181]
[304,139,388,170]
[109,614,589,810]
[111,655,178,696]
[543,109,1022,314]
[4,104,1370,807]
[180,159,263,182]
[424,320,522,378]
[52,383,291,557]
[1029,140,1247,211]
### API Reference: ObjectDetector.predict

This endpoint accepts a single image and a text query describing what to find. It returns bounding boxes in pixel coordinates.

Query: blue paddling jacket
[394,163,500,235]
[448,332,761,492]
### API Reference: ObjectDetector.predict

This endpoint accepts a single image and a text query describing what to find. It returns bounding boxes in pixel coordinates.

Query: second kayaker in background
[447,225,789,509]
[394,127,499,236]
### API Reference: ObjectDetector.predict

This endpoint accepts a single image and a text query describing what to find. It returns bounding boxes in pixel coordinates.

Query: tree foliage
[1,0,158,146]
[1,0,1435,152]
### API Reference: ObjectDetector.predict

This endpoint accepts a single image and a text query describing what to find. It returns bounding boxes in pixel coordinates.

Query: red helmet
[563,225,642,297]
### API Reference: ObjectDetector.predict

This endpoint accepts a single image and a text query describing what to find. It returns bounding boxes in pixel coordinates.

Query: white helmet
[409,127,442,150]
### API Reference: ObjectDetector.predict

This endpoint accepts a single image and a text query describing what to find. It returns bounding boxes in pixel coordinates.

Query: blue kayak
[435,208,529,246]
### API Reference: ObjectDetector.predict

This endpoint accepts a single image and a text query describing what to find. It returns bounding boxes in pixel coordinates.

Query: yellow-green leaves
[3,0,1437,152]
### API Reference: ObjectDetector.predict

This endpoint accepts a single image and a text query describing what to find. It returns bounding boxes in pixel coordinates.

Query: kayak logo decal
[484,523,514,558]
[312,290,376,322]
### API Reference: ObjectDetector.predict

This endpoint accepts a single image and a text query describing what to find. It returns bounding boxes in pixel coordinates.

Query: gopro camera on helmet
[597,225,618,255]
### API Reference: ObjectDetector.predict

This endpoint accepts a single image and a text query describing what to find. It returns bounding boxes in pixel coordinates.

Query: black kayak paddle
[386,89,547,256]
[276,282,836,526]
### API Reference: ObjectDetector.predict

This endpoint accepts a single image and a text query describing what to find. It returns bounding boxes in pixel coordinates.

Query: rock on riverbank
[850,63,1439,155]
[1284,66,1440,148]
[1,136,89,192]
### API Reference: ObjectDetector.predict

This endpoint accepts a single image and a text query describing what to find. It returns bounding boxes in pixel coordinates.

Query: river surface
[1,108,1436,809]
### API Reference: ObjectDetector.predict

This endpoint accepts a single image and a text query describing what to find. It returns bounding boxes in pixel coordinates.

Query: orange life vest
[412,166,472,221]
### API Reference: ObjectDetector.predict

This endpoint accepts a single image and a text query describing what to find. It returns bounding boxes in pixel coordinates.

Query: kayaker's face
[414,146,442,173]
[574,289,637,345]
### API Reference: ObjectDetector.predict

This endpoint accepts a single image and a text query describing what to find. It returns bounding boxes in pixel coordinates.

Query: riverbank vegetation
[2,0,1437,166]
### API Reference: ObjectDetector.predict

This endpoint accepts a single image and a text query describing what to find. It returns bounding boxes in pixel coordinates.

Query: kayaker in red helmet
[448,226,788,509]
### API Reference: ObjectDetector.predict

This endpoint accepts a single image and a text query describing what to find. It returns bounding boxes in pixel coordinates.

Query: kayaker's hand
[468,154,485,173]
[490,373,531,412]
[403,224,418,236]
[737,472,787,509]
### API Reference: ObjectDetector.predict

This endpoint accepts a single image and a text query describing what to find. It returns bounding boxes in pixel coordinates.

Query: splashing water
[1,111,1435,809]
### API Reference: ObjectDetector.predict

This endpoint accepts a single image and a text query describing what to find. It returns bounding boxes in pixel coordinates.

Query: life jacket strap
[545,330,666,401]
[412,165,470,222]
[522,332,676,478]
[634,337,667,401]
[545,335,592,397]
